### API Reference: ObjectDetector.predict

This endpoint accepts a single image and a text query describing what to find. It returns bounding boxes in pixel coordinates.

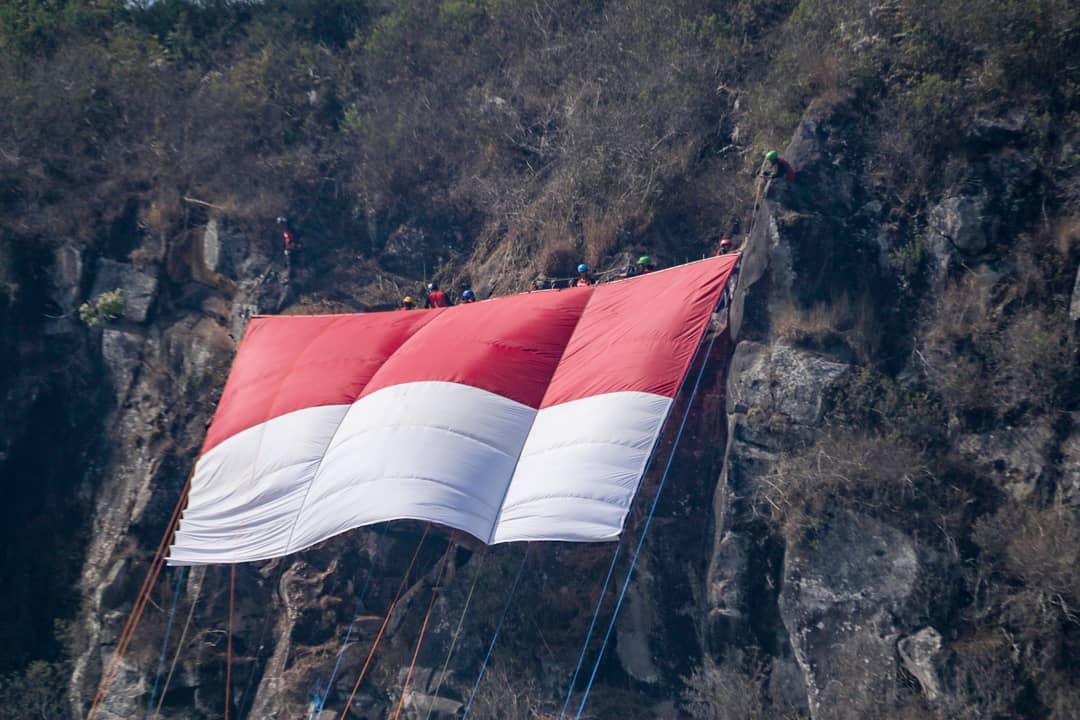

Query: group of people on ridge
[398,241,745,309]
[571,254,655,288]
[399,283,476,310]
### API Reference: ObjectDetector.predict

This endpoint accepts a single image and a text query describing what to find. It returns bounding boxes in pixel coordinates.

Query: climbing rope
[313,524,390,716]
[87,476,192,720]
[144,566,187,719]
[338,524,431,720]
[236,562,288,719]
[461,547,530,720]
[557,545,620,720]
[225,565,236,720]
[152,567,205,719]
[558,285,723,717]
[423,551,488,720]
[391,544,454,720]
[574,323,722,720]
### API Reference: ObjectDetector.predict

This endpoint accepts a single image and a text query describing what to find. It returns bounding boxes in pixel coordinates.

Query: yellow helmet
[403,296,414,304]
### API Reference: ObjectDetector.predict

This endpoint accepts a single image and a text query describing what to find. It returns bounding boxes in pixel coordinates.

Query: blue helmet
[462,289,475,301]
[577,263,589,273]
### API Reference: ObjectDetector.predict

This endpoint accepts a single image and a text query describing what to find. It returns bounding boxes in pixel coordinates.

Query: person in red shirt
[574,263,594,287]
[424,282,452,308]
[277,216,300,257]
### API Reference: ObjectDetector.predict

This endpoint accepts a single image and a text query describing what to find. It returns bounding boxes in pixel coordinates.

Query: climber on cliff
[717,238,735,255]
[761,150,796,182]
[400,296,416,311]
[278,216,300,258]
[624,255,655,278]
[461,288,477,303]
[424,282,451,308]
[574,263,594,287]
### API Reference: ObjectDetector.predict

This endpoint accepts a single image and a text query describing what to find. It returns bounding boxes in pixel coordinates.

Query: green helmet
[765,150,779,163]
[638,255,652,265]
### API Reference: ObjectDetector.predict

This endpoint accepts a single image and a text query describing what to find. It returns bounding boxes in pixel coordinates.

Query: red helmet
[719,238,734,252]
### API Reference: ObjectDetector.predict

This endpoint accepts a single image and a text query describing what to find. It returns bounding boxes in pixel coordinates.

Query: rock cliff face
[701,110,1079,720]
[0,95,1075,719]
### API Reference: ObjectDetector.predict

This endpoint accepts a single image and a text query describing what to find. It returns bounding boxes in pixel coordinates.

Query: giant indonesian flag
[168,255,739,565]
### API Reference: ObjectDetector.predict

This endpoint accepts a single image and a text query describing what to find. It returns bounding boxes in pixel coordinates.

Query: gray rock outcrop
[780,512,920,720]
[930,194,990,253]
[897,627,946,701]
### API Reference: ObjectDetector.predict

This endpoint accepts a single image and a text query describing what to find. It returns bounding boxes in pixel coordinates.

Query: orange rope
[86,477,191,720]
[338,524,431,720]
[88,517,178,718]
[225,565,236,720]
[392,545,453,720]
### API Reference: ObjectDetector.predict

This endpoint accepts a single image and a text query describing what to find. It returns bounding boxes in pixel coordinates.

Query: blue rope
[145,566,187,719]
[461,547,530,719]
[574,325,721,720]
[314,524,389,715]
[558,544,620,720]
[559,308,715,718]
[424,551,489,720]
[237,563,287,718]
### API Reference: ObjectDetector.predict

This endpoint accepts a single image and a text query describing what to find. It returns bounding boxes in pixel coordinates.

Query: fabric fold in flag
[169,255,739,565]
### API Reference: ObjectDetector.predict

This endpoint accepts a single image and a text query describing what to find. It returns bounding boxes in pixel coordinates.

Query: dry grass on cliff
[756,430,932,541]
[682,650,804,720]
[920,273,1077,419]
[973,503,1080,627]
[770,295,881,363]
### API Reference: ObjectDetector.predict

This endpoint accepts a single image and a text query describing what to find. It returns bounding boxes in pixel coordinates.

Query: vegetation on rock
[77,288,125,327]
[0,1,1076,718]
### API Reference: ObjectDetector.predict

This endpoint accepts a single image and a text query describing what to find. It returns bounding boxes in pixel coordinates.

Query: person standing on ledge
[425,282,452,308]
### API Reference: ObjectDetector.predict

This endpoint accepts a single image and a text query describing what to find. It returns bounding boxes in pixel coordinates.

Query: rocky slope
[0,3,1077,719]
[2,105,1054,720]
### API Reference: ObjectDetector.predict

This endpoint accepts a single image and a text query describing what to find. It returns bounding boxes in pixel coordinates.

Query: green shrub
[78,288,125,328]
